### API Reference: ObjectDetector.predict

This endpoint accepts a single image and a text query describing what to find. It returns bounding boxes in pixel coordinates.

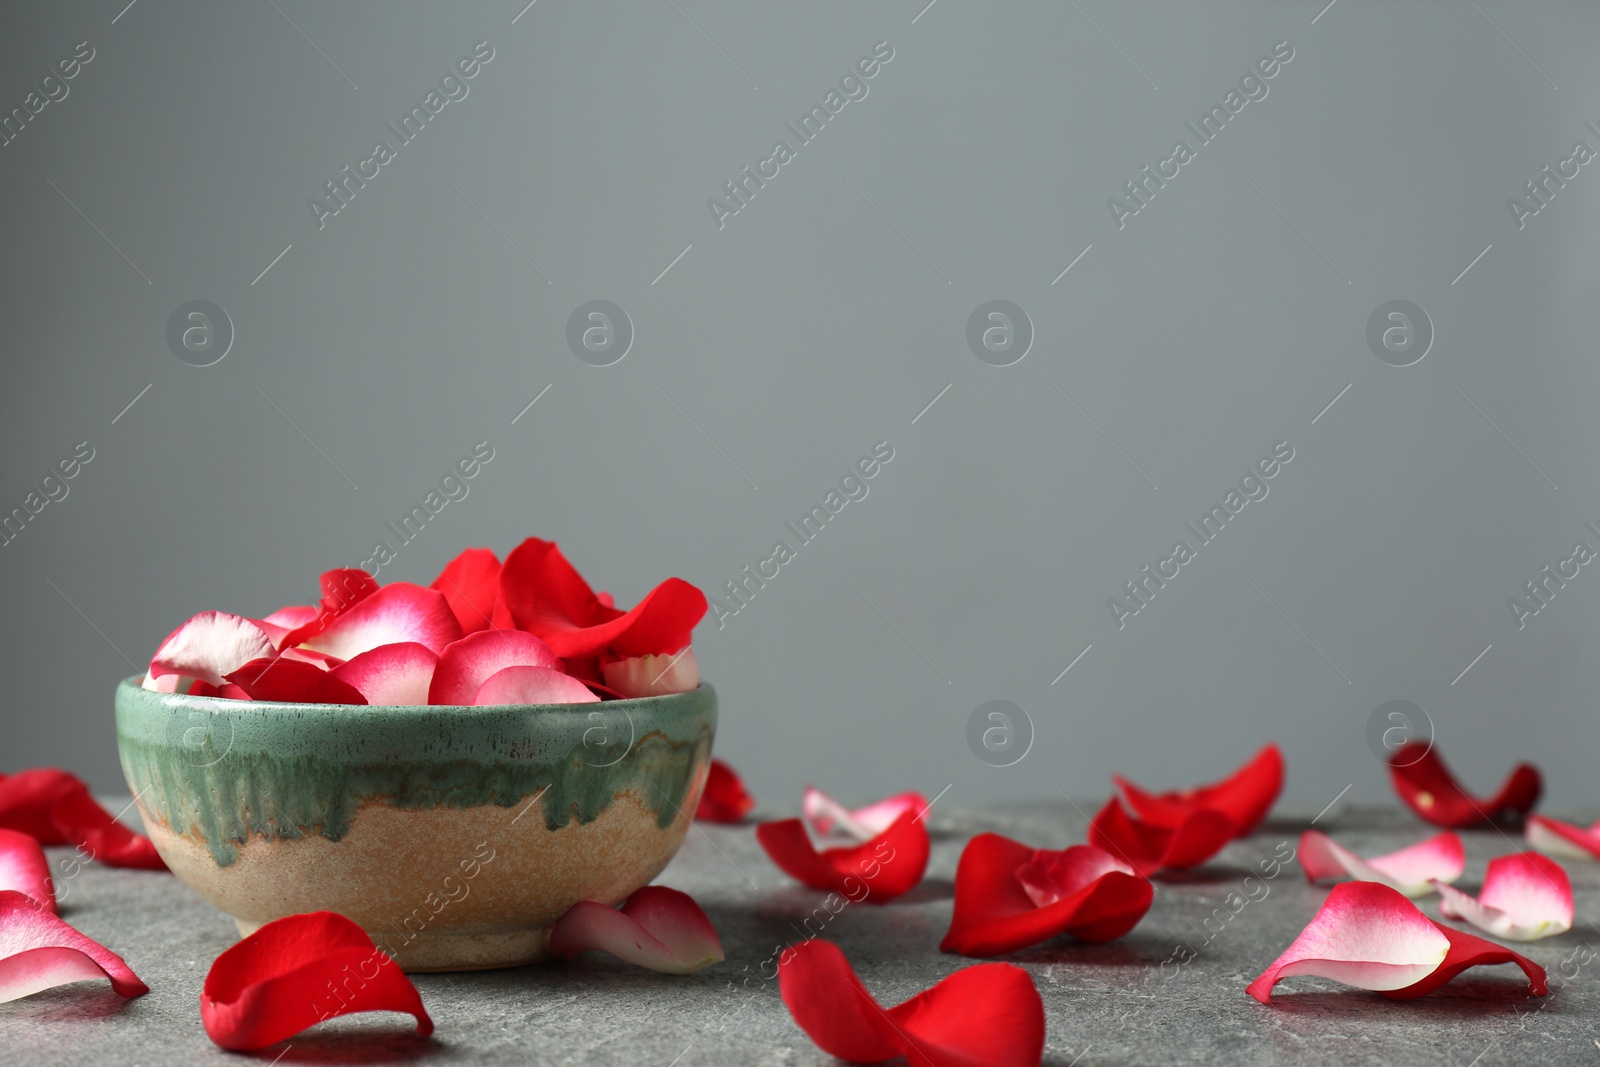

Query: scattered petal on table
[1381,923,1547,1000]
[695,759,755,823]
[49,788,166,871]
[1527,814,1600,860]
[1298,830,1464,897]
[1387,741,1541,828]
[779,939,1045,1067]
[1115,743,1284,838]
[1433,852,1573,942]
[548,886,723,973]
[941,833,1152,957]
[0,830,54,911]
[757,810,929,902]
[803,787,929,841]
[1088,796,1233,877]
[0,890,148,1003]
[201,911,432,1051]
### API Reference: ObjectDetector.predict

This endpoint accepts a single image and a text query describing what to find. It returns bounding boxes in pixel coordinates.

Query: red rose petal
[1087,796,1233,877]
[427,629,560,705]
[941,834,1152,957]
[429,547,502,635]
[49,788,167,871]
[225,658,369,705]
[201,911,432,1051]
[1115,743,1284,838]
[778,939,1045,1067]
[756,810,929,902]
[1381,922,1548,1000]
[296,582,462,660]
[0,890,148,1002]
[601,649,700,698]
[1527,813,1600,860]
[277,569,381,648]
[695,759,755,823]
[472,666,598,706]
[499,538,707,658]
[147,611,277,688]
[0,830,55,911]
[329,642,438,705]
[803,787,929,841]
[1387,741,1541,828]
[0,768,81,843]
[548,886,723,973]
[1298,829,1465,897]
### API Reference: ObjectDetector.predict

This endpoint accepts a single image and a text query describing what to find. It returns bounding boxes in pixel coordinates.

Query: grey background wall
[2,0,1596,816]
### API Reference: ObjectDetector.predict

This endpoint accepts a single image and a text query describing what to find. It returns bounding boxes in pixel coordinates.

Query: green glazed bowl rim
[115,675,714,717]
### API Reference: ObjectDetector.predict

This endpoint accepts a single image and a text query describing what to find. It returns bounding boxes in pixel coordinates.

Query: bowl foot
[233,917,553,972]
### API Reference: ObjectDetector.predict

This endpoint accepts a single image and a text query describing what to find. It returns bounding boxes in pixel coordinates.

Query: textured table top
[4,803,1597,1067]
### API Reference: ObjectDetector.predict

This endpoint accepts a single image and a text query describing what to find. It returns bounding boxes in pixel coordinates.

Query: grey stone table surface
[5,803,1599,1067]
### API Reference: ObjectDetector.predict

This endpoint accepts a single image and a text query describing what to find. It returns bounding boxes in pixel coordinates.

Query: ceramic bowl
[114,677,715,971]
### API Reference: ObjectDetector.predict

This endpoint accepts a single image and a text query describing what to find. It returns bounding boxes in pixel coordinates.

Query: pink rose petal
[0,890,147,1002]
[147,611,276,687]
[802,787,929,842]
[472,666,598,706]
[428,630,561,705]
[1527,814,1600,860]
[548,886,723,974]
[297,583,462,660]
[1247,882,1450,1002]
[1298,830,1465,898]
[0,830,53,912]
[329,642,438,706]
[601,649,700,698]
[1433,852,1573,942]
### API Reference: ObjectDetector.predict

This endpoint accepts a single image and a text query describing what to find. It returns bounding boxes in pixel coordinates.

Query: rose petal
[499,538,707,658]
[0,890,147,1002]
[601,649,700,698]
[277,569,381,648]
[1433,852,1574,942]
[1087,796,1233,878]
[941,834,1152,957]
[262,605,318,630]
[427,630,560,705]
[548,886,723,973]
[329,643,438,706]
[295,582,462,661]
[1247,882,1451,1003]
[1527,814,1600,860]
[778,939,1046,1067]
[695,759,755,823]
[49,788,167,871]
[148,612,276,687]
[429,547,502,635]
[1115,743,1284,839]
[803,787,929,842]
[225,658,369,705]
[0,768,81,843]
[471,666,598,706]
[756,811,929,902]
[1387,742,1542,828]
[0,830,54,911]
[1380,923,1547,1000]
[201,910,432,1051]
[1298,830,1465,897]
